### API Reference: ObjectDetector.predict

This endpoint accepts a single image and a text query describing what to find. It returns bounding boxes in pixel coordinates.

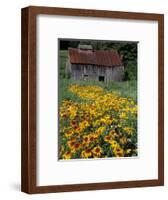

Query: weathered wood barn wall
[66,46,124,82]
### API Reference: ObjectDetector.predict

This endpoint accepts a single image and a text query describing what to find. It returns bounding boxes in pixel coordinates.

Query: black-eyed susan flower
[113,146,124,157]
[62,151,72,159]
[104,135,111,142]
[67,140,75,149]
[70,120,78,127]
[109,140,119,148]
[88,134,95,143]
[92,146,103,157]
[82,135,90,146]
[71,142,82,153]
[74,126,83,134]
[81,149,92,158]
[109,130,118,139]
[79,120,89,131]
[65,130,74,138]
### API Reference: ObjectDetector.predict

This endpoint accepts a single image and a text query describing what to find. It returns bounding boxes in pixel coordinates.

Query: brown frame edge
[21,6,164,194]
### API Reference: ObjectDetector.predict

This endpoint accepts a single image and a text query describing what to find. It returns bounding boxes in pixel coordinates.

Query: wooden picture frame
[21,6,164,194]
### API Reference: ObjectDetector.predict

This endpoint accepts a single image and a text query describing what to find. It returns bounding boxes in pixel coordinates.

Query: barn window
[99,76,104,82]
[83,74,89,80]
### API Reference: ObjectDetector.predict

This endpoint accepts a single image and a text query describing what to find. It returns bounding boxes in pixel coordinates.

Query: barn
[66,45,124,82]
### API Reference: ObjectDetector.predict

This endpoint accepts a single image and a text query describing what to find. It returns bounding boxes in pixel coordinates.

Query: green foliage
[124,61,137,81]
[59,50,68,78]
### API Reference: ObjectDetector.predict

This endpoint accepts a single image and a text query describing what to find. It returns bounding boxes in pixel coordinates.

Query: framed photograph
[21,6,164,194]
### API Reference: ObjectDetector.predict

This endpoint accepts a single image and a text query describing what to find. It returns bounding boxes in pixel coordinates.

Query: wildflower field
[59,81,137,160]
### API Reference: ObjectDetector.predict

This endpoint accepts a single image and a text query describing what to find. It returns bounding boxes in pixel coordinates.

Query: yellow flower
[109,130,118,139]
[92,146,103,157]
[71,142,82,153]
[79,120,89,130]
[92,132,99,139]
[119,136,127,145]
[117,123,122,128]
[100,115,112,125]
[62,151,72,159]
[109,140,119,148]
[74,126,83,134]
[67,140,75,149]
[82,135,90,146]
[92,119,100,127]
[70,136,78,142]
[81,149,92,158]
[104,135,111,142]
[96,126,105,135]
[88,134,96,143]
[131,101,135,105]
[125,149,132,154]
[65,130,74,138]
[119,112,127,120]
[123,127,134,135]
[70,120,78,127]
[113,147,124,157]
[59,145,64,156]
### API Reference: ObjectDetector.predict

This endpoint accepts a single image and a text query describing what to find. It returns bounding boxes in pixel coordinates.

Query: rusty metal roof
[68,48,123,67]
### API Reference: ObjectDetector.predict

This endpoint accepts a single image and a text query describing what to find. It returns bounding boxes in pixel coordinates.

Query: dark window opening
[99,76,104,82]
[83,74,89,80]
